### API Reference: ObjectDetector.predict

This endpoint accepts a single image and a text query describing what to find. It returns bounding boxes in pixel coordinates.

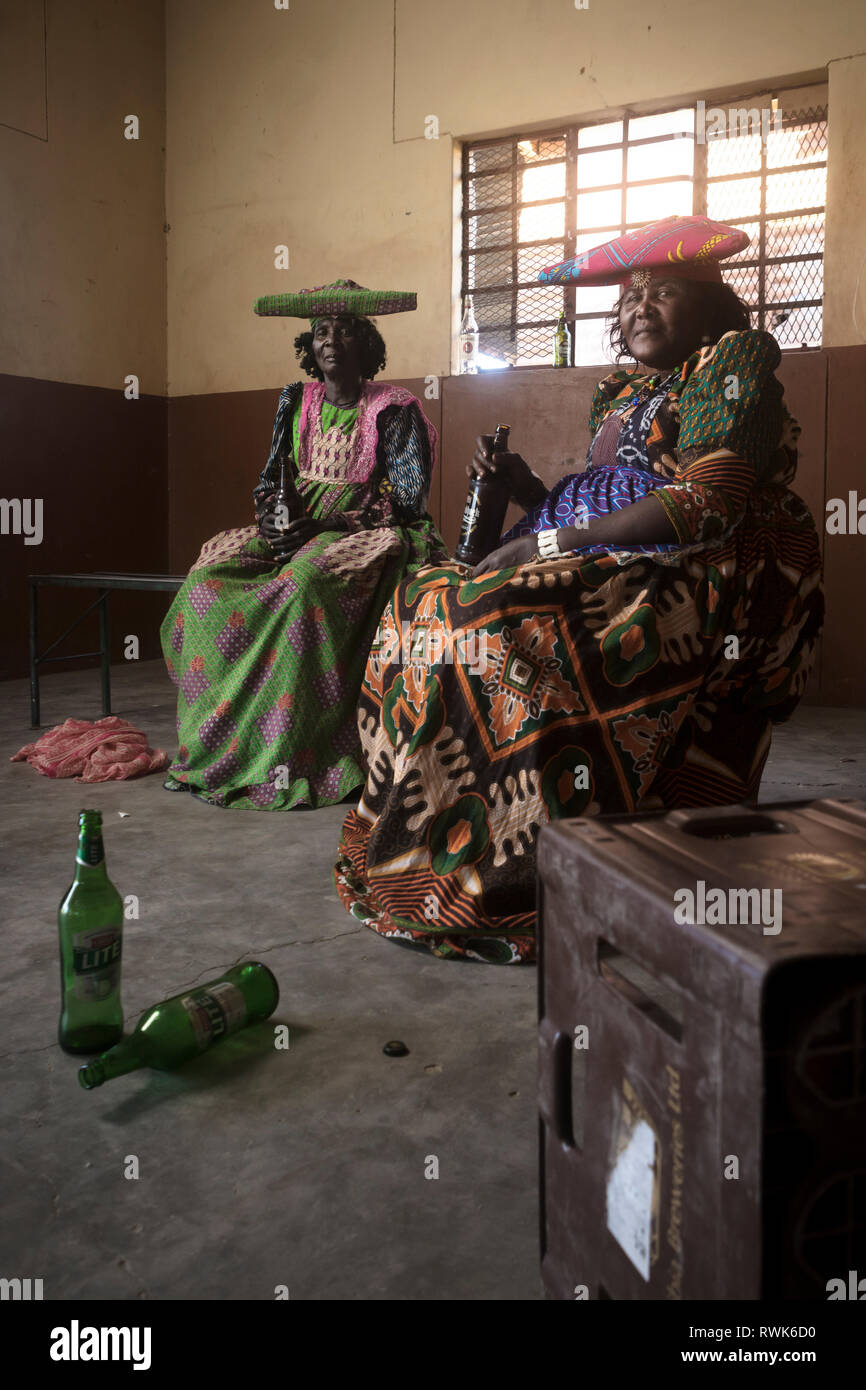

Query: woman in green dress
[160,279,447,809]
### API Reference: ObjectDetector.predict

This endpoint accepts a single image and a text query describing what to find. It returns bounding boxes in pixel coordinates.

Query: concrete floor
[1,659,864,1301]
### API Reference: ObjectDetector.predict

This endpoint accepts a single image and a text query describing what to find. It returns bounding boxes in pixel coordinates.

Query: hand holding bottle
[261,512,342,562]
[469,436,548,511]
[258,454,313,560]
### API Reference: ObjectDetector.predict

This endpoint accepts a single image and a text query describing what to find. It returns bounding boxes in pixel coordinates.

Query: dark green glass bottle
[58,809,124,1055]
[78,962,279,1089]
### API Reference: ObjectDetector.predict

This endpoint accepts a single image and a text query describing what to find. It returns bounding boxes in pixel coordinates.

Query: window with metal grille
[460,89,827,369]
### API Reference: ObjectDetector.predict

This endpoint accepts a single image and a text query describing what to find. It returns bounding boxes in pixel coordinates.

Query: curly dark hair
[605,280,753,368]
[293,317,388,381]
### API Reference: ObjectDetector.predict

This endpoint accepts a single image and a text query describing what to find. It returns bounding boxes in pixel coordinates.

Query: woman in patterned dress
[335,219,824,963]
[160,280,447,809]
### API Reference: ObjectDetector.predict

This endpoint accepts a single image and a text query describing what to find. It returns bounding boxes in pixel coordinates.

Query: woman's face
[618,277,707,370]
[311,315,363,380]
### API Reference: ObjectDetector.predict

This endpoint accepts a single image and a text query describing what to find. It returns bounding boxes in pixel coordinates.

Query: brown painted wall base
[439,368,598,549]
[0,374,169,687]
[4,352,864,704]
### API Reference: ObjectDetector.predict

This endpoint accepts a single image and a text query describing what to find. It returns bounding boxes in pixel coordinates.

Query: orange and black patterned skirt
[335,485,823,964]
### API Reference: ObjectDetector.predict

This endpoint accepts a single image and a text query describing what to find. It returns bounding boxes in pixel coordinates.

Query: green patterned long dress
[160,380,447,809]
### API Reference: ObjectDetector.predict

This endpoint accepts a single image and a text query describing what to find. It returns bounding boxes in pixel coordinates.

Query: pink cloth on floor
[12,717,170,782]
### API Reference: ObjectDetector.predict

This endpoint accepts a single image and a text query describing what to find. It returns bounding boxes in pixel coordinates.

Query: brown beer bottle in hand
[455,424,511,567]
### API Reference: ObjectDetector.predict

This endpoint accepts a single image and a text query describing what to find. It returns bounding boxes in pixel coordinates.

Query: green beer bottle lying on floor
[77,962,279,1089]
[58,809,124,1054]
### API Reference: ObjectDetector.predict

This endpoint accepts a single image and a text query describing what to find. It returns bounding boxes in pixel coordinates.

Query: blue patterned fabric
[502,375,678,554]
[588,370,678,471]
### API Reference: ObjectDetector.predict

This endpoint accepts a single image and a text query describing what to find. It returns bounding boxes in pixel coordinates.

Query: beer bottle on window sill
[554,313,571,367]
[58,809,124,1055]
[77,962,280,1089]
[459,294,480,375]
[273,452,305,531]
[455,423,511,567]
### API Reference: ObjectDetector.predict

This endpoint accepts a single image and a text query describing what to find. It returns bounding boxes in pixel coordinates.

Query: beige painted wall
[392,0,862,142]
[4,1,862,394]
[165,0,453,397]
[0,0,166,392]
[165,0,866,396]
[824,54,866,349]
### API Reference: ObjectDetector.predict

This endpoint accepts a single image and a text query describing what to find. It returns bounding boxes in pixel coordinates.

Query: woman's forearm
[555,493,678,552]
[518,473,549,510]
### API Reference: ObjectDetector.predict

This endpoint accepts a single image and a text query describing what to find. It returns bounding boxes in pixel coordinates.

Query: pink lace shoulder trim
[298,381,436,482]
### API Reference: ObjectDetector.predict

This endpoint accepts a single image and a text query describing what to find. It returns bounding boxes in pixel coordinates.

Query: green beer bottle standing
[58,809,124,1054]
[78,962,279,1089]
[553,312,571,367]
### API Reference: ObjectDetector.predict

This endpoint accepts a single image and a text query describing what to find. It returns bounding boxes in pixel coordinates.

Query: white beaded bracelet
[536,528,560,560]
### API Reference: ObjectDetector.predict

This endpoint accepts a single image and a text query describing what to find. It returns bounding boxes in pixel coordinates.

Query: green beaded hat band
[254,278,417,318]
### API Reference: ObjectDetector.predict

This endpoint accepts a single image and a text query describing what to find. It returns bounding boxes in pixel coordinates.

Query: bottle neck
[78,1038,139,1090]
[74,827,108,887]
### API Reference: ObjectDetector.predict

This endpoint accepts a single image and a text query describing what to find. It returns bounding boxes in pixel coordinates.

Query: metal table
[27,573,185,727]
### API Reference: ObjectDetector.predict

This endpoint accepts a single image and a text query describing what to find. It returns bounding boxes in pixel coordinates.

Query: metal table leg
[29,580,40,727]
[98,591,111,716]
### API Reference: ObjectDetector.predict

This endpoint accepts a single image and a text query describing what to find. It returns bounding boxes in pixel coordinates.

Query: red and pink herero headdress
[537,215,750,288]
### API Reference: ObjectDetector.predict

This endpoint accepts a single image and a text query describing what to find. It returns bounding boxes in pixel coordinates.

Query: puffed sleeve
[376,400,437,521]
[651,330,785,544]
[253,382,304,508]
[587,370,638,438]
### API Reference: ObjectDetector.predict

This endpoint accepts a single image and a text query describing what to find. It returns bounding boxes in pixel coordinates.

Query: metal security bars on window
[461,98,826,368]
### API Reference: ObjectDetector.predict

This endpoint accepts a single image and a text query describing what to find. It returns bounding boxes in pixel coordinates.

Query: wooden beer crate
[537,799,866,1300]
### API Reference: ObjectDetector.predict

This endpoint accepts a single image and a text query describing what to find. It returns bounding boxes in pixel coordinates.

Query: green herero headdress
[254,278,417,318]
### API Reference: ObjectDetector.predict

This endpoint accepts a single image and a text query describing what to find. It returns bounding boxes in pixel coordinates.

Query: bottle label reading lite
[182,982,248,1051]
[72,927,122,1002]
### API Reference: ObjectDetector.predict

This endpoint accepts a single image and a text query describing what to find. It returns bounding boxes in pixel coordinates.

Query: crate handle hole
[553,1031,576,1150]
[597,940,684,1044]
[679,813,796,840]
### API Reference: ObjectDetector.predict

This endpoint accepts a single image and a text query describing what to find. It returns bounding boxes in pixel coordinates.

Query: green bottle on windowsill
[77,962,280,1089]
[553,313,572,367]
